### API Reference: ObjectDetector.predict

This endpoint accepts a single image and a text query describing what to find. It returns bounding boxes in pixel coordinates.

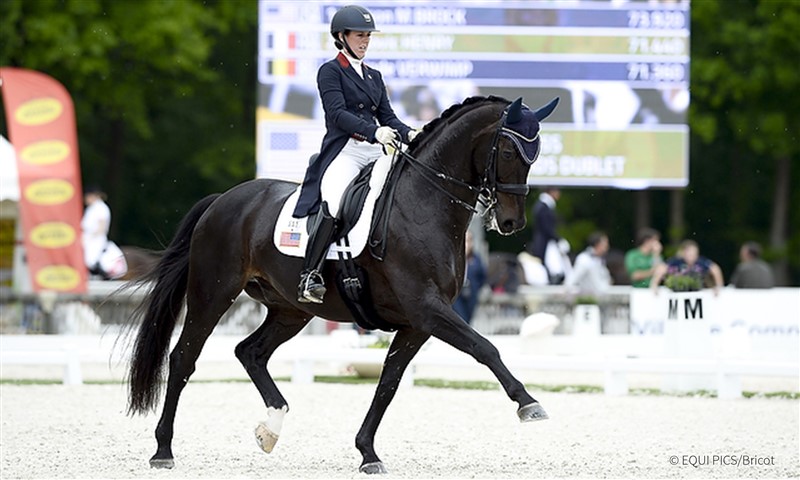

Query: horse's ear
[506,97,523,124]
[534,97,559,122]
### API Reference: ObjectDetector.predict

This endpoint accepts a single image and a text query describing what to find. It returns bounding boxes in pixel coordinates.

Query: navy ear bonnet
[501,98,541,165]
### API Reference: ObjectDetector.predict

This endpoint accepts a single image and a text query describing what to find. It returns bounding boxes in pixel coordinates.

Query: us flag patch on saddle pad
[279,231,301,247]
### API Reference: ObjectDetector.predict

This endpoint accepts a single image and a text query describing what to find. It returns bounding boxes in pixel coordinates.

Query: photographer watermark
[669,454,776,468]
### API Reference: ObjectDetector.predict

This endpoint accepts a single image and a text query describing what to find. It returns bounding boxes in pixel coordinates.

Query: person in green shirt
[625,227,663,288]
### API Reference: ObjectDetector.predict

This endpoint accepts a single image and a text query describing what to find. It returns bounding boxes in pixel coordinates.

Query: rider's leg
[297,139,382,303]
[297,202,337,303]
[320,139,379,216]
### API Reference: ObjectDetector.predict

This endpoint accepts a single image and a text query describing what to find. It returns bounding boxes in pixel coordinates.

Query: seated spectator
[564,231,611,296]
[625,227,663,288]
[650,239,724,295]
[729,241,775,288]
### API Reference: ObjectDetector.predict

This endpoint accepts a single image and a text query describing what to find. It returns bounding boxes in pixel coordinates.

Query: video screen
[257,0,690,189]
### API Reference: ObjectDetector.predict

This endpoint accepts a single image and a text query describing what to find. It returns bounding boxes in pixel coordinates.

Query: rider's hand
[374,127,397,145]
[407,129,422,142]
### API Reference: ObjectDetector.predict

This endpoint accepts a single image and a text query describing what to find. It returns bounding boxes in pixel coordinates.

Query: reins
[368,103,536,260]
[391,104,533,215]
[394,146,486,214]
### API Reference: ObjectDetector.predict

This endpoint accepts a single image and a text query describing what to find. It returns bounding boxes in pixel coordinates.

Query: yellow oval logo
[14,98,63,126]
[24,179,75,206]
[35,265,81,291]
[20,140,70,165]
[30,222,77,249]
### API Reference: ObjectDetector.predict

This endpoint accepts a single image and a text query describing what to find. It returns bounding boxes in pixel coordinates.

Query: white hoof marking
[254,406,287,453]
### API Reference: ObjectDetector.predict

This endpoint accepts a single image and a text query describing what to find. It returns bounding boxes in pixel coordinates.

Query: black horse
[126,95,558,473]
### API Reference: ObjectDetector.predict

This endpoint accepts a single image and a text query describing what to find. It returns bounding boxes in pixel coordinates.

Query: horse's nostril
[502,219,516,231]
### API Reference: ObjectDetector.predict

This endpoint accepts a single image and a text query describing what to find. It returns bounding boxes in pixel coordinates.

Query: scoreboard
[257,0,690,188]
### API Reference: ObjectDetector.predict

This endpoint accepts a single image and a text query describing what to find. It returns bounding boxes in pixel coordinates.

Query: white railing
[1,333,796,400]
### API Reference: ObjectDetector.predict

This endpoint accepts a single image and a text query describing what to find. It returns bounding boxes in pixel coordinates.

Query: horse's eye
[501,150,513,160]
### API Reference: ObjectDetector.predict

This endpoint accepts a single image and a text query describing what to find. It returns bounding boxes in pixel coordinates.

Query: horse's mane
[408,95,510,153]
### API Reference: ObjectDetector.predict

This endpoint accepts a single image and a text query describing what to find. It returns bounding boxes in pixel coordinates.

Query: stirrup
[298,271,326,304]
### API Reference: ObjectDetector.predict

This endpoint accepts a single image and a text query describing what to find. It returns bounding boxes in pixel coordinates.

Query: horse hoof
[255,422,279,453]
[149,458,175,469]
[517,402,549,422]
[359,461,388,475]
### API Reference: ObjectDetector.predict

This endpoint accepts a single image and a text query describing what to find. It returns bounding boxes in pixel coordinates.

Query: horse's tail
[127,193,221,415]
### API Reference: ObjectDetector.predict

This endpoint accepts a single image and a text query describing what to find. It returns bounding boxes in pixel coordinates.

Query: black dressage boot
[298,203,338,304]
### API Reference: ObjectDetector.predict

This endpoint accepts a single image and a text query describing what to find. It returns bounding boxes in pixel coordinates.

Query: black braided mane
[408,95,510,153]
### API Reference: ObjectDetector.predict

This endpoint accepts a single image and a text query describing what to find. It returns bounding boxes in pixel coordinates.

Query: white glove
[408,129,421,142]
[374,126,397,145]
[557,238,571,254]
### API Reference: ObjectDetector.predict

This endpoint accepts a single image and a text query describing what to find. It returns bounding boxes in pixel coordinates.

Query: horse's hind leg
[150,279,244,469]
[355,328,430,474]
[233,304,310,453]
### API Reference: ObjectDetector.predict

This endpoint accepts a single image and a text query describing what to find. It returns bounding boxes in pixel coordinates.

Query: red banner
[0,67,87,293]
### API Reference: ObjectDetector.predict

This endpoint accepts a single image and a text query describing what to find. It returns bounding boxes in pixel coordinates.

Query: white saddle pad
[273,154,393,260]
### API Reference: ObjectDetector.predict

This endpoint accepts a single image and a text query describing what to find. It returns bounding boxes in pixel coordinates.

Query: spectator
[527,186,570,284]
[81,186,127,279]
[650,239,724,295]
[564,231,611,296]
[625,227,663,288]
[81,186,111,276]
[729,241,775,288]
[453,231,487,325]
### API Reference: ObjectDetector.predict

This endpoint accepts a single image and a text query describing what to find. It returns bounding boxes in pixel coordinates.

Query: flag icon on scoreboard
[280,231,301,247]
[269,59,296,76]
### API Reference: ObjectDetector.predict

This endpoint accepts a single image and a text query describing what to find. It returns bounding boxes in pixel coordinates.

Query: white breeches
[320,138,384,216]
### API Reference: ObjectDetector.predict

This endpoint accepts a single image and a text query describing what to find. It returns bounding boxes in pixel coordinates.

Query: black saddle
[305,153,374,241]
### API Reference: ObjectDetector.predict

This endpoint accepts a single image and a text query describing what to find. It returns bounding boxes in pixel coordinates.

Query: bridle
[391,104,539,218]
[369,102,541,260]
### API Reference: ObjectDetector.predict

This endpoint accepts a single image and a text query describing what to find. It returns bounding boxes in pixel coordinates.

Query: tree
[690,0,800,285]
[1,0,256,246]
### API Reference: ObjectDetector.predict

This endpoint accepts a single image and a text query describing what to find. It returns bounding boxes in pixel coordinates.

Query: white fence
[1,284,798,399]
[1,332,797,400]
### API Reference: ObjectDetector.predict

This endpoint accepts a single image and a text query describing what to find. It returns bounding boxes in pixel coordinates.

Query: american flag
[280,231,301,247]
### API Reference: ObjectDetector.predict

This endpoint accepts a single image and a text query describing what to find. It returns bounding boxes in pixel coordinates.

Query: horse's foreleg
[234,307,309,454]
[355,328,430,474]
[423,303,548,422]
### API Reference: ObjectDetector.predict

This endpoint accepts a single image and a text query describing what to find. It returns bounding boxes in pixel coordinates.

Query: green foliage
[1,0,257,248]
[574,295,599,305]
[366,336,391,349]
[664,274,703,293]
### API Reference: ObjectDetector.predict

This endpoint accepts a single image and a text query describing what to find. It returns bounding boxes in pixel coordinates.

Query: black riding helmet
[330,5,378,57]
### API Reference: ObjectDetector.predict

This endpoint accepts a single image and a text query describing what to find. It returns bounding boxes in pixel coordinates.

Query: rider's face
[343,31,371,59]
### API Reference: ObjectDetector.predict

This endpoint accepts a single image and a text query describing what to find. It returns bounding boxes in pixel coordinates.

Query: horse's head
[481,97,559,235]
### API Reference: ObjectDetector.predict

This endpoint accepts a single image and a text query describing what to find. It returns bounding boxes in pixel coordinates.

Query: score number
[628,10,686,29]
[628,37,686,56]
[627,63,685,82]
